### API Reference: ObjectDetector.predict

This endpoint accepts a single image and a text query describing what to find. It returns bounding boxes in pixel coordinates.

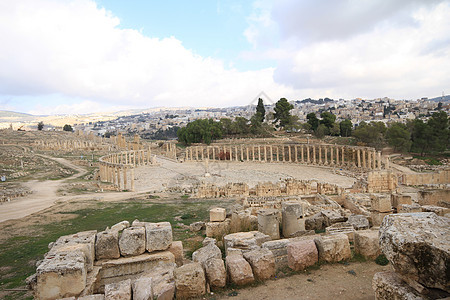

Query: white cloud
[0,0,296,114]
[245,0,450,100]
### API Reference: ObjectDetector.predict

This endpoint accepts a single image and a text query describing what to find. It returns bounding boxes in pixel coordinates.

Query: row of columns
[35,140,107,150]
[185,144,387,170]
[98,149,153,191]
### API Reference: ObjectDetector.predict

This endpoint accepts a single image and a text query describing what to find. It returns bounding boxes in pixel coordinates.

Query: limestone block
[261,239,290,270]
[205,220,230,240]
[397,204,422,214]
[78,295,105,300]
[325,222,355,242]
[167,241,183,267]
[96,230,120,260]
[97,252,175,292]
[149,266,175,300]
[243,248,275,280]
[354,230,380,259]
[36,251,87,300]
[189,221,205,232]
[145,222,173,252]
[287,239,318,271]
[119,227,145,257]
[131,219,146,227]
[111,221,130,232]
[370,194,392,213]
[225,254,254,286]
[204,258,226,288]
[174,262,206,299]
[421,205,450,216]
[132,277,152,300]
[372,271,423,300]
[282,202,305,238]
[192,243,222,267]
[105,279,131,300]
[210,207,227,222]
[202,237,217,246]
[321,210,346,227]
[257,209,280,240]
[347,215,370,230]
[223,231,271,255]
[391,194,412,211]
[371,211,392,227]
[379,212,450,293]
[314,234,351,263]
[230,209,253,233]
[50,230,96,271]
[305,213,325,231]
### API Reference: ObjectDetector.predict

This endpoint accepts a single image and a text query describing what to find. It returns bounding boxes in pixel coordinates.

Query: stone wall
[367,170,397,193]
[401,168,450,185]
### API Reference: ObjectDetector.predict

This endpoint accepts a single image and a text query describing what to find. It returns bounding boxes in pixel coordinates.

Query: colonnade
[35,139,111,151]
[98,149,153,191]
[184,144,388,170]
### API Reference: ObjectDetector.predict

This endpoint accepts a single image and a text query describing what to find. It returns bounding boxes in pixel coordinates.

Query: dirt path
[0,155,89,222]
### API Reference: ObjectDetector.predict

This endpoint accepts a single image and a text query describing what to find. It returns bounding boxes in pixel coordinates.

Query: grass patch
[375,254,389,266]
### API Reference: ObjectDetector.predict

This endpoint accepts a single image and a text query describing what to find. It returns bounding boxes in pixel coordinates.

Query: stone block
[192,243,222,267]
[230,209,254,233]
[372,271,423,300]
[145,222,173,252]
[149,266,175,300]
[370,194,392,212]
[287,239,318,271]
[174,262,206,299]
[257,209,280,240]
[354,230,380,259]
[189,221,205,232]
[305,213,325,231]
[202,237,217,246]
[347,215,370,230]
[205,220,230,240]
[96,230,120,260]
[78,295,105,300]
[243,248,275,280]
[371,211,392,227]
[167,241,183,267]
[204,258,226,288]
[325,222,356,242]
[391,194,412,211]
[105,279,131,300]
[210,207,227,222]
[262,239,290,270]
[321,210,346,227]
[282,201,305,238]
[397,204,422,214]
[421,205,450,216]
[225,255,254,286]
[223,231,271,255]
[36,251,87,300]
[379,212,450,293]
[132,277,152,300]
[119,227,145,257]
[314,234,351,263]
[96,252,175,292]
[110,221,130,232]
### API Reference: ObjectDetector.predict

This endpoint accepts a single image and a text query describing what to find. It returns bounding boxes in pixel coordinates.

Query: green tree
[63,124,73,132]
[410,119,431,156]
[315,124,327,138]
[273,98,294,129]
[385,122,411,152]
[339,119,353,137]
[320,112,336,130]
[219,118,233,136]
[306,113,319,131]
[353,121,386,148]
[177,119,222,145]
[256,98,265,122]
[232,117,250,135]
[330,123,340,136]
[427,111,449,152]
[37,121,44,131]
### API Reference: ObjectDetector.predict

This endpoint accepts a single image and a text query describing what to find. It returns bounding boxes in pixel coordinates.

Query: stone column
[258,145,261,161]
[324,147,328,164]
[386,156,390,169]
[240,145,244,161]
[373,151,377,169]
[201,147,204,161]
[235,146,238,161]
[130,168,135,191]
[313,145,316,164]
[363,150,366,168]
[117,167,121,189]
[301,145,304,162]
[319,146,322,164]
[378,151,382,169]
[295,146,298,162]
[341,147,345,166]
[264,145,267,162]
[335,147,339,165]
[133,151,136,167]
[307,145,310,163]
[288,145,292,162]
[282,202,305,237]
[212,147,216,160]
[330,146,334,164]
[257,209,280,240]
[368,150,372,169]
[123,166,127,190]
[246,146,249,161]
[357,149,361,167]
[252,146,255,161]
[277,146,280,162]
[270,146,273,162]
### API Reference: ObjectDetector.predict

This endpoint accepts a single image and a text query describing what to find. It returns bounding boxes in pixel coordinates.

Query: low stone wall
[401,169,450,186]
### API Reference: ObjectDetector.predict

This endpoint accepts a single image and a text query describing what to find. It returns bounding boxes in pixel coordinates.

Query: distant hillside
[428,95,450,102]
[0,110,34,118]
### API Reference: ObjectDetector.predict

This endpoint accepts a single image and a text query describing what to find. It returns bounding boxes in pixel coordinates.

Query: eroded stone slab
[145,222,173,252]
[174,263,206,300]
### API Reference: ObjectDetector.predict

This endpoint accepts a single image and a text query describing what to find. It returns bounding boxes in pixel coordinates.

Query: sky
[0,0,449,115]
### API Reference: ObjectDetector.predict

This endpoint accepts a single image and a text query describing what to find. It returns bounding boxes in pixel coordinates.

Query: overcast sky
[0,0,449,115]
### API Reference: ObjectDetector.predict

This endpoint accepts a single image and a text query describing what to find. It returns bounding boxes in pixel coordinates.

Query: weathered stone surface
[167,241,183,267]
[78,295,105,300]
[110,221,130,232]
[347,215,370,230]
[105,279,131,300]
[230,209,254,233]
[372,271,424,300]
[258,209,280,240]
[49,230,96,271]
[131,219,146,227]
[96,230,120,260]
[145,222,173,252]
[36,250,87,300]
[287,239,318,271]
[354,230,380,259]
[282,201,305,238]
[371,211,392,227]
[225,255,254,286]
[192,243,222,267]
[119,227,145,257]
[210,207,227,222]
[314,234,351,263]
[174,262,206,299]
[96,252,175,292]
[262,239,290,270]
[224,231,271,255]
[325,222,355,242]
[379,212,450,293]
[202,237,217,246]
[321,210,346,227]
[243,248,275,280]
[398,204,422,214]
[205,220,230,240]
[371,194,392,212]
[204,258,226,288]
[305,213,325,231]
[189,221,205,232]
[149,266,175,300]
[421,205,450,216]
[132,277,152,300]
[391,194,412,211]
